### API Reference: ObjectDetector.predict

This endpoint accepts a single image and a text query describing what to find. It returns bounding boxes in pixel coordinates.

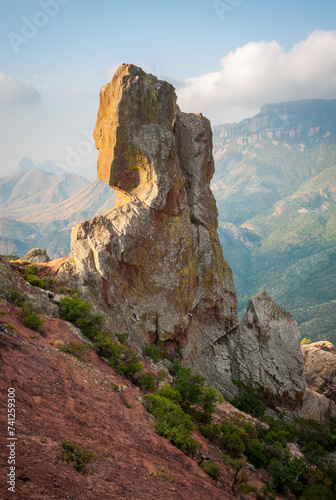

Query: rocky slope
[0,256,289,500]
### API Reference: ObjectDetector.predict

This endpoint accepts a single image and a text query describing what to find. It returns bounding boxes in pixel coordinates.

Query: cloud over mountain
[0,71,41,106]
[177,30,336,124]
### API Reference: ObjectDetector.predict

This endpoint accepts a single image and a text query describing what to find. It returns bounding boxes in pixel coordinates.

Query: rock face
[64,64,306,403]
[67,64,238,390]
[302,342,336,402]
[221,290,306,406]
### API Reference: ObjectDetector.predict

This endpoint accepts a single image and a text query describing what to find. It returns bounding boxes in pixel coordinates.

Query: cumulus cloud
[0,71,41,106]
[177,30,336,124]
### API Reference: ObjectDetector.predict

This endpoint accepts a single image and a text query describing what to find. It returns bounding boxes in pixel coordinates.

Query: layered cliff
[62,64,305,404]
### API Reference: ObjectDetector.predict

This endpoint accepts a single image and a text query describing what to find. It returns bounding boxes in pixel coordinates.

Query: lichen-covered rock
[60,64,306,404]
[225,290,306,406]
[63,64,238,390]
[302,342,336,402]
[23,248,50,264]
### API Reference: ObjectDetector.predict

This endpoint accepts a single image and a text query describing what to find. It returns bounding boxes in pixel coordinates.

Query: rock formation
[302,342,336,402]
[23,248,50,264]
[63,64,306,404]
[225,290,306,407]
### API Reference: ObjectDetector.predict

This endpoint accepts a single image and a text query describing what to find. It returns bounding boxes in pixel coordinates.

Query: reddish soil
[0,300,237,500]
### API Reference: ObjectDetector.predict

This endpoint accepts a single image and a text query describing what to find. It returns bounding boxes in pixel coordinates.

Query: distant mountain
[212,98,336,344]
[0,169,90,209]
[0,174,116,259]
[15,157,69,176]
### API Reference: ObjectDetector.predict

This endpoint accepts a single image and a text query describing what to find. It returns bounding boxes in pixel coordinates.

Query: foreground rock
[60,64,305,407]
[226,290,306,408]
[302,342,336,402]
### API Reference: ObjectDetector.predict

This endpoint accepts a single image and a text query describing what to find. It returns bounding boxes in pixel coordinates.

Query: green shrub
[61,341,91,362]
[267,456,306,495]
[10,291,25,307]
[301,485,336,500]
[147,393,197,455]
[24,265,46,289]
[246,440,267,468]
[21,302,45,332]
[201,460,220,480]
[116,332,129,345]
[57,440,97,474]
[59,295,103,339]
[231,380,266,418]
[137,372,156,391]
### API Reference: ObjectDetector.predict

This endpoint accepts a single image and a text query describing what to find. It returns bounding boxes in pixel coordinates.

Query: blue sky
[1,0,336,176]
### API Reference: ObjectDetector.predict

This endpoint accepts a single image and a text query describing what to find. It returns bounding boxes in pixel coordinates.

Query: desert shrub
[21,302,45,332]
[302,442,329,466]
[137,372,156,391]
[172,366,221,423]
[43,276,56,290]
[59,295,103,339]
[57,440,97,474]
[10,291,25,306]
[147,393,197,455]
[157,369,168,382]
[61,341,91,362]
[144,344,162,363]
[301,484,336,500]
[246,440,267,468]
[201,460,220,480]
[293,418,336,452]
[267,456,306,496]
[115,332,129,345]
[24,265,46,289]
[231,380,266,418]
[200,423,222,441]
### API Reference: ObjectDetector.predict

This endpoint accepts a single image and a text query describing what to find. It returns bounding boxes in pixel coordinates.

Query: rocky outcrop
[61,64,306,404]
[23,248,50,264]
[220,290,306,405]
[63,64,238,392]
[302,342,336,402]
[302,388,336,425]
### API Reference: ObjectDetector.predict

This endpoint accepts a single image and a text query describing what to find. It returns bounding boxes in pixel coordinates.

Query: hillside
[0,174,116,259]
[212,99,336,344]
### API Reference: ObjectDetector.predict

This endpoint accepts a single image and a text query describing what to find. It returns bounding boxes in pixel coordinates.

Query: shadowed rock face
[227,290,306,407]
[65,64,306,403]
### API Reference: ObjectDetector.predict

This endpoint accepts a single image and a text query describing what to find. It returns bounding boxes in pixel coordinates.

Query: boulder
[302,387,336,425]
[23,248,50,264]
[302,342,336,402]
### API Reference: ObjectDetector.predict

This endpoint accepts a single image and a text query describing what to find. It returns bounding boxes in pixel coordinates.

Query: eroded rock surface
[63,64,238,391]
[222,290,306,405]
[302,342,336,402]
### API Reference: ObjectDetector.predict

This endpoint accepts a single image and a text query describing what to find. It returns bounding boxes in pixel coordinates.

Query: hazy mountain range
[0,170,116,258]
[212,98,336,344]
[1,98,335,344]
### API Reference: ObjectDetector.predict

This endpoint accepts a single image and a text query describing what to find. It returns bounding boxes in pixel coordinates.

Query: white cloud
[0,71,41,106]
[177,30,336,124]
